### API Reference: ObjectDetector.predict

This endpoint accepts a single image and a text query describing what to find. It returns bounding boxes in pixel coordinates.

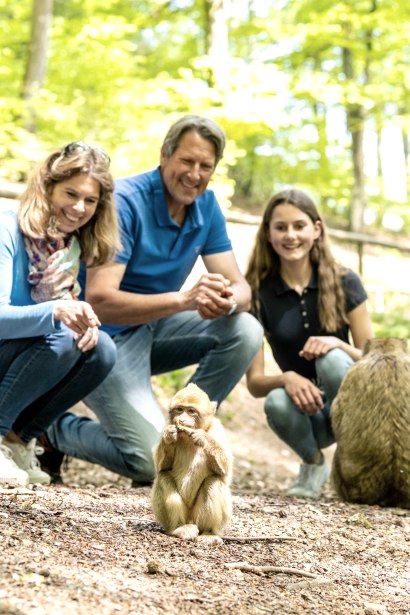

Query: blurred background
[2,0,410,335]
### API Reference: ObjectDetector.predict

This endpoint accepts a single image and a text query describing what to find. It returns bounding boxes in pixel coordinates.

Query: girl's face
[267,203,322,265]
[50,173,100,234]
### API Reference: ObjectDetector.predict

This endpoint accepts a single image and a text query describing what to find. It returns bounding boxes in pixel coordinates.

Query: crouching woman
[0,142,119,485]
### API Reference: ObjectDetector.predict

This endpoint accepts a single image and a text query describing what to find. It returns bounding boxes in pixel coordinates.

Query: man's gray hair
[162,115,226,166]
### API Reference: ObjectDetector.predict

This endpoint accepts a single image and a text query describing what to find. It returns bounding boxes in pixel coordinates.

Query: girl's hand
[299,336,342,361]
[283,371,324,415]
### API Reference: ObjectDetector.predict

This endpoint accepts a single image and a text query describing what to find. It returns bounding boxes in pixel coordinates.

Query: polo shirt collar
[272,267,319,295]
[152,167,203,231]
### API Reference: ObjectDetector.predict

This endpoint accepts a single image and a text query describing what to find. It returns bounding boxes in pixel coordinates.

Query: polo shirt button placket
[300,291,309,329]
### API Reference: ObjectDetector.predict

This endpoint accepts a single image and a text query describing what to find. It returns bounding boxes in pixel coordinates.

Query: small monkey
[331,337,410,508]
[151,383,233,544]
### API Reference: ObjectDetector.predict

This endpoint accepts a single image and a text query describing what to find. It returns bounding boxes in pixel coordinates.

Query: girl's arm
[299,301,374,362]
[348,301,374,353]
[246,347,324,414]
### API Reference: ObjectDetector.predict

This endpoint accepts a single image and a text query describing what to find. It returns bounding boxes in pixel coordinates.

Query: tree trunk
[349,105,367,232]
[204,0,229,90]
[22,0,54,131]
[343,46,367,232]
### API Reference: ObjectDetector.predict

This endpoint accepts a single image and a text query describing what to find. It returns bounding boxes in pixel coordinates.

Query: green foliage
[1,0,410,229]
[154,368,195,398]
[371,312,410,340]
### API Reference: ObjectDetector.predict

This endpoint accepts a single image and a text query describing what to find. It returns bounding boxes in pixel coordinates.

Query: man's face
[160,130,216,209]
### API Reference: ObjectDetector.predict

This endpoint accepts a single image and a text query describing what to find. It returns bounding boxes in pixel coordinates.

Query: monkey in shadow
[331,337,410,508]
[151,383,233,544]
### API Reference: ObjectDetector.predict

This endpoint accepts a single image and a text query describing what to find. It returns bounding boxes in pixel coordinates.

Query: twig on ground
[225,562,318,578]
[0,488,35,495]
[223,536,296,543]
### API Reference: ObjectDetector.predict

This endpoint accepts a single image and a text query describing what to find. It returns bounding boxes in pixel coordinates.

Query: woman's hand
[282,371,324,415]
[299,336,342,361]
[53,300,101,351]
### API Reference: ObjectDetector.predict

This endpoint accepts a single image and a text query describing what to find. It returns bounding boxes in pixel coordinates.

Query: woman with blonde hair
[0,142,119,485]
[246,188,373,499]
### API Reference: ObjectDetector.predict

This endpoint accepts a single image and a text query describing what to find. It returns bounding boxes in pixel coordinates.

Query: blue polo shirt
[102,167,232,336]
[258,268,367,381]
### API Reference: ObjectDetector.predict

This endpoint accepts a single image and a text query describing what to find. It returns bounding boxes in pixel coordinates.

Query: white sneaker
[0,437,29,486]
[3,439,51,485]
[286,456,330,499]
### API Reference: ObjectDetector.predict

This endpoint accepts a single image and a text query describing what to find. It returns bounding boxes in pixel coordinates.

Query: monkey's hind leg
[193,477,232,545]
[152,473,194,537]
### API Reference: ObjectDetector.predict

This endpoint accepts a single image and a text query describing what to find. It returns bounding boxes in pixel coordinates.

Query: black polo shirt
[258,268,368,381]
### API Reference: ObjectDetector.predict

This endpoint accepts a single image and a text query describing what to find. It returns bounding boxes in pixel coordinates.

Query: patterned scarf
[24,235,81,302]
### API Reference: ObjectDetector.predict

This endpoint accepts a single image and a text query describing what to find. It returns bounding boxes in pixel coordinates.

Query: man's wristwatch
[227,299,238,316]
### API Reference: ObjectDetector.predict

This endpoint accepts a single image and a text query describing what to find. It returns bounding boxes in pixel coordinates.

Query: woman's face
[267,203,322,265]
[50,173,100,234]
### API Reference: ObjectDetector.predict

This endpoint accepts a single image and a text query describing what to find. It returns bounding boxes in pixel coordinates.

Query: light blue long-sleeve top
[0,210,61,340]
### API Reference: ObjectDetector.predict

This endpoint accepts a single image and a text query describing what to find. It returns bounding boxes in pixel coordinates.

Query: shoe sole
[27,477,51,485]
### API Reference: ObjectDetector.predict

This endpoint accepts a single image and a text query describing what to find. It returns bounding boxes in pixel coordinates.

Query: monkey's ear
[211,401,217,414]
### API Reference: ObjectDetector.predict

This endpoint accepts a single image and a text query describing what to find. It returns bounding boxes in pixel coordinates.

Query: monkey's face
[169,384,216,431]
[170,404,200,430]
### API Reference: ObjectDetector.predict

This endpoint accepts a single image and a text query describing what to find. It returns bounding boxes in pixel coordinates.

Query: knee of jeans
[89,332,117,372]
[122,448,156,483]
[232,312,264,351]
[121,426,160,483]
[316,348,353,382]
[264,389,293,431]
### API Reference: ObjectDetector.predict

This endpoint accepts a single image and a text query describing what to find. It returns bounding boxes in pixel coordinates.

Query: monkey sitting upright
[151,383,233,544]
[331,337,410,508]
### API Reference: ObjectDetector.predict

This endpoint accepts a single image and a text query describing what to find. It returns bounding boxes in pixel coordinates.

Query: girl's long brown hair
[245,188,348,332]
[18,145,120,266]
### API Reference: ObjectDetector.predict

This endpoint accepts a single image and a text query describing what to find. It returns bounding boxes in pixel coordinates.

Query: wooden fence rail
[225,211,410,276]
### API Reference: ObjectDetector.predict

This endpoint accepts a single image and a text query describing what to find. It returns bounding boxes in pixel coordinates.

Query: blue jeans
[264,349,354,462]
[0,327,116,442]
[48,311,263,482]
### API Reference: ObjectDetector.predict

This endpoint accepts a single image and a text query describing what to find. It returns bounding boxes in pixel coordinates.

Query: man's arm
[85,260,238,325]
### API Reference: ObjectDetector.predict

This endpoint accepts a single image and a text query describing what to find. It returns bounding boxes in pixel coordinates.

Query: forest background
[2,0,410,335]
[1,6,410,612]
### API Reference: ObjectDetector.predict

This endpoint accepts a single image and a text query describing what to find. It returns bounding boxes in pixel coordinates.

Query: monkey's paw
[196,533,223,546]
[171,524,199,540]
[190,429,207,447]
[163,425,178,443]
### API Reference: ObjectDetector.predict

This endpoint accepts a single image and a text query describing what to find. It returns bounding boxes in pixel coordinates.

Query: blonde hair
[17,143,120,266]
[245,188,348,332]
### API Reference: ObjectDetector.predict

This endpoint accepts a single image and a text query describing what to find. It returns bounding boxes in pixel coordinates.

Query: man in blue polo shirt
[44,115,263,484]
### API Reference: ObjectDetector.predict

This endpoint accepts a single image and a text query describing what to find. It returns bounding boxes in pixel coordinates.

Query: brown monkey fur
[151,383,233,543]
[331,337,410,508]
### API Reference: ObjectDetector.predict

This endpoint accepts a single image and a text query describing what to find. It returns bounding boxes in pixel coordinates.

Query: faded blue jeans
[48,310,263,482]
[264,349,354,463]
[0,327,116,442]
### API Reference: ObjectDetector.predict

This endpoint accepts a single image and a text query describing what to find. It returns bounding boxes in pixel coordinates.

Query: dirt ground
[0,217,409,614]
[0,381,409,615]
